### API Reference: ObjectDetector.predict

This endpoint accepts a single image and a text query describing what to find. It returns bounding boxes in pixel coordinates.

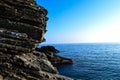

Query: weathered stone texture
[0,0,48,53]
[0,0,72,80]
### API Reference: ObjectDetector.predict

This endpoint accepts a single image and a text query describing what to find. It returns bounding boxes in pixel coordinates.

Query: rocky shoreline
[0,0,73,80]
[36,46,73,67]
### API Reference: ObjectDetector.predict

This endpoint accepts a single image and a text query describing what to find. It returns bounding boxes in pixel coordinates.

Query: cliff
[0,0,72,80]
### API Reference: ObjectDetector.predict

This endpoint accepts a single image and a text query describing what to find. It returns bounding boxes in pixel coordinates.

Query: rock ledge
[36,46,73,67]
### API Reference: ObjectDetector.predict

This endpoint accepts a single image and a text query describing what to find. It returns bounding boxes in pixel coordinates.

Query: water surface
[52,43,120,80]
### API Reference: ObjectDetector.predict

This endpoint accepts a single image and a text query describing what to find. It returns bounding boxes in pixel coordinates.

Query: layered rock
[0,51,72,80]
[0,0,72,80]
[36,46,73,67]
[0,0,48,53]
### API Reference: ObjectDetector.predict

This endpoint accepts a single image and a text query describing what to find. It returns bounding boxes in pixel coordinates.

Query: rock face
[0,0,47,53]
[0,0,72,80]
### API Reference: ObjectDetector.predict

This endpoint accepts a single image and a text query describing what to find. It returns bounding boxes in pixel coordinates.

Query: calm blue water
[51,43,120,80]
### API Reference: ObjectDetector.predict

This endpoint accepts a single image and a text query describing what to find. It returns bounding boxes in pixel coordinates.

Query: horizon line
[40,42,120,45]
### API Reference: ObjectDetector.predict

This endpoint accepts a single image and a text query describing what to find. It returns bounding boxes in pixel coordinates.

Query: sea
[39,43,120,80]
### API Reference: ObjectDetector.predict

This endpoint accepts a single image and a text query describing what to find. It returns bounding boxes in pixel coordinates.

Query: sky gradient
[36,0,120,44]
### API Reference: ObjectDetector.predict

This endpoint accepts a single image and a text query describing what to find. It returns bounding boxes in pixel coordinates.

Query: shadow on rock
[36,46,73,67]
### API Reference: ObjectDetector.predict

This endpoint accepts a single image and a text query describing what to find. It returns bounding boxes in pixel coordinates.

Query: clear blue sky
[36,0,120,44]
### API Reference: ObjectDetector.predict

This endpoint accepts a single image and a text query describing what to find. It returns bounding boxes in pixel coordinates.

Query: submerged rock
[0,0,72,80]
